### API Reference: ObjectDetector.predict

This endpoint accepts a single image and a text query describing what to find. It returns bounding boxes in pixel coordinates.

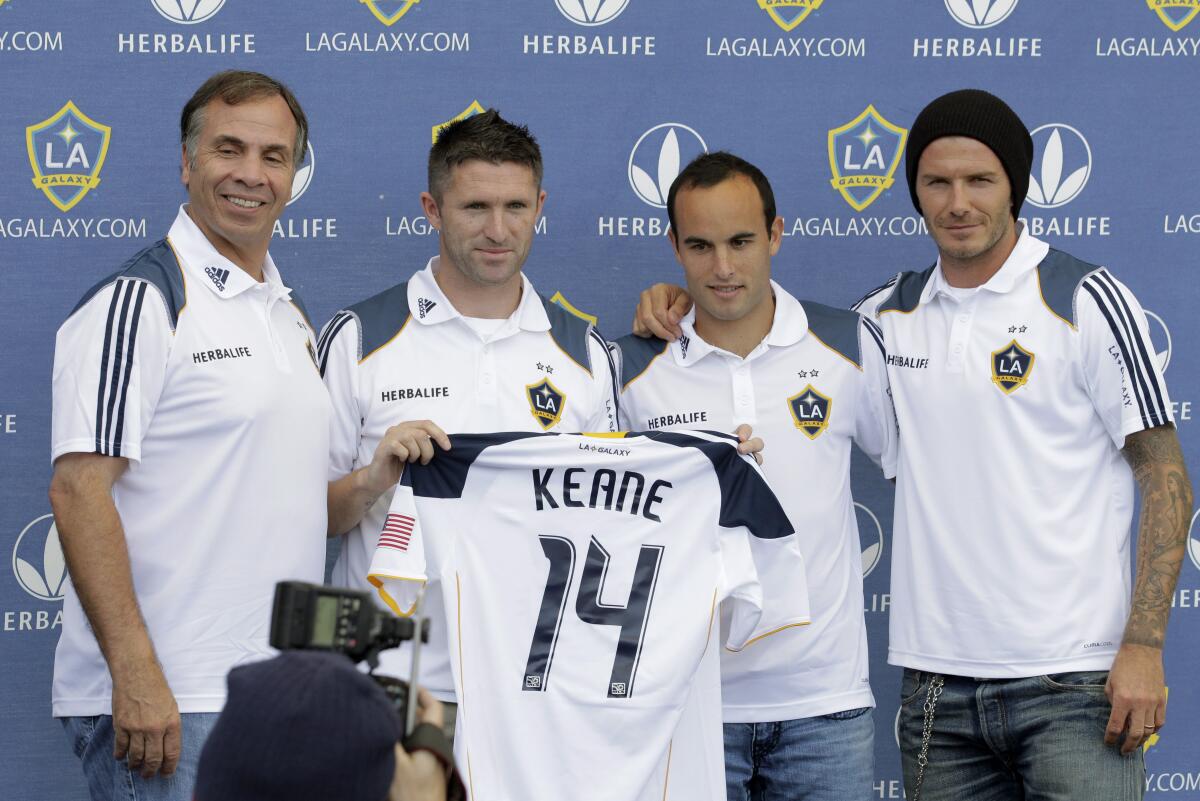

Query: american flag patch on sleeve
[379,513,416,552]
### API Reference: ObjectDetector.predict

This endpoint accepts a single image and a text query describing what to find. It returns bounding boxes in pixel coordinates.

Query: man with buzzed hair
[50,70,328,798]
[318,109,622,711]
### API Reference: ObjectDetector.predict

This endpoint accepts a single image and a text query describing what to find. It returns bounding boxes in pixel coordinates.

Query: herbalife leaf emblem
[1026,124,1092,209]
[150,0,226,24]
[555,0,631,26]
[627,123,708,209]
[288,141,316,206]
[855,502,884,578]
[1188,508,1200,573]
[943,0,1018,28]
[12,514,67,602]
[1144,310,1172,373]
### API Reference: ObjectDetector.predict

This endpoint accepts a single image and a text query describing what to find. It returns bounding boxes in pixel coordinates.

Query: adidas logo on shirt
[418,298,437,319]
[205,266,230,292]
[678,334,690,359]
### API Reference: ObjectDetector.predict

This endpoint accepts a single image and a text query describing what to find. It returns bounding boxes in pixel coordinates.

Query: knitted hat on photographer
[905,88,1033,220]
[195,651,401,801]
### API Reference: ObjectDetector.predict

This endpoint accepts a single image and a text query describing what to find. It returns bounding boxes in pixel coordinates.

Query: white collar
[166,205,290,301]
[406,257,550,332]
[923,224,1050,304]
[671,280,809,366]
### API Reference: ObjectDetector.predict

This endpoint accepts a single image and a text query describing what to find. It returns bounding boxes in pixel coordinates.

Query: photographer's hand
[389,689,448,801]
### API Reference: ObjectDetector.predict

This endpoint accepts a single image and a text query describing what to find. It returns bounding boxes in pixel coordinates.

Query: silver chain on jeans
[911,674,944,801]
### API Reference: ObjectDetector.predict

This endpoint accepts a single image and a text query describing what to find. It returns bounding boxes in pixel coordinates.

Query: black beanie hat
[194,652,402,801]
[905,89,1033,220]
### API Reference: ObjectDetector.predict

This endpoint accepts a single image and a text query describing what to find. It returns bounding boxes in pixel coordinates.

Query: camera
[269,580,429,733]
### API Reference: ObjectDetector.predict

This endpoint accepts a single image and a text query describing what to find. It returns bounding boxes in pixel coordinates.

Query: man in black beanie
[852,88,1192,801]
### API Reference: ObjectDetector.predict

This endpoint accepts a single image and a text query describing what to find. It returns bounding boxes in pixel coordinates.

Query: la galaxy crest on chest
[787,384,831,439]
[527,376,566,429]
[991,339,1035,395]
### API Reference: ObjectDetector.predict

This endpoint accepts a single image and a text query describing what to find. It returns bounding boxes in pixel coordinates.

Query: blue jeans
[62,713,219,801]
[897,670,1145,801]
[724,707,875,801]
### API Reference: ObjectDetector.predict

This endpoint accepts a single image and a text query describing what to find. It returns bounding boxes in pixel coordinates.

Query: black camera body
[269,580,429,732]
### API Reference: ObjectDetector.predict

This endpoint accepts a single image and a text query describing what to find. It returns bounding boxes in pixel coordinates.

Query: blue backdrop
[3,1,1199,798]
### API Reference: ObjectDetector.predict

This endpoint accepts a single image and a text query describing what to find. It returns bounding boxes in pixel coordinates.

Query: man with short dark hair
[319,109,621,706]
[619,151,896,801]
[49,70,328,798]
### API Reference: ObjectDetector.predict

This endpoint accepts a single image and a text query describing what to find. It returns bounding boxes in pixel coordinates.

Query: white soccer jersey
[617,282,897,722]
[368,431,808,801]
[50,206,330,716]
[318,259,618,696]
[855,227,1173,678]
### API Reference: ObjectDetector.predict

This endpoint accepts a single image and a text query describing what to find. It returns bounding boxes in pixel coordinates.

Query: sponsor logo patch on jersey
[827,105,907,212]
[418,297,438,318]
[527,378,566,429]
[991,339,1034,394]
[205,266,229,291]
[26,101,111,212]
[788,384,832,438]
[362,0,421,26]
[758,0,824,31]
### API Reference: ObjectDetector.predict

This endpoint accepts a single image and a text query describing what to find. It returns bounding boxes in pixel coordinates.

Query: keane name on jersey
[532,467,672,522]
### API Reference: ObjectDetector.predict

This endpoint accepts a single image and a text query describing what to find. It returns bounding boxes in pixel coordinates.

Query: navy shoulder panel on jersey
[345,281,412,361]
[288,289,314,329]
[643,431,793,540]
[614,333,670,389]
[539,293,594,376]
[1037,248,1101,328]
[69,239,186,329]
[877,266,936,314]
[402,431,546,499]
[801,300,864,368]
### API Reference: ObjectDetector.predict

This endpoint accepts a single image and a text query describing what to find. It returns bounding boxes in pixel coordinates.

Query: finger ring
[1144,725,1157,729]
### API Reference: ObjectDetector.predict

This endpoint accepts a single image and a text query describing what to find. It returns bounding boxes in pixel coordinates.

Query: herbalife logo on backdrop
[1143,310,1172,372]
[288,142,316,206]
[12,514,66,602]
[1026,124,1092,209]
[856,502,884,577]
[150,0,225,24]
[1188,509,1200,573]
[627,123,707,208]
[555,0,630,26]
[943,0,1018,28]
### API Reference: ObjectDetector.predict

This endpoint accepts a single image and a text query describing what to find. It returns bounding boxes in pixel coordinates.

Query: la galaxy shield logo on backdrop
[26,101,111,212]
[788,385,831,438]
[757,0,824,31]
[991,340,1034,394]
[1146,0,1200,31]
[827,106,907,212]
[527,378,566,429]
[362,0,421,26]
[432,100,485,143]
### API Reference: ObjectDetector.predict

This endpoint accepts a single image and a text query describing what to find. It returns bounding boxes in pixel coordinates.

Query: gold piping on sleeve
[163,236,188,324]
[366,574,425,617]
[621,341,670,391]
[660,740,673,801]
[359,314,412,364]
[726,620,811,652]
[806,329,863,371]
[1036,266,1078,331]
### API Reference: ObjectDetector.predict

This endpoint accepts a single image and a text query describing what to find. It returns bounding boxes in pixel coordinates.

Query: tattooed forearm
[1121,425,1194,649]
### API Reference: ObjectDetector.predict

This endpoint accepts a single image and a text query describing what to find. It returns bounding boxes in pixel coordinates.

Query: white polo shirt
[617,282,897,721]
[318,258,618,697]
[50,206,330,716]
[855,227,1173,678]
